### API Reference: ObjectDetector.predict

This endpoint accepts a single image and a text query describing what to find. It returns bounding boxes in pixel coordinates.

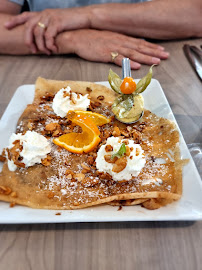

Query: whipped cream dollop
[52,86,90,117]
[6,131,51,171]
[96,136,146,181]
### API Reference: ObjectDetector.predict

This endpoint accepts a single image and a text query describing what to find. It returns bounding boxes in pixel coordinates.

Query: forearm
[88,0,202,39]
[0,14,31,54]
[0,14,73,55]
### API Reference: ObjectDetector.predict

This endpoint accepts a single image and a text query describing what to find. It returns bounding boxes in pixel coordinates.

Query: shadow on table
[0,220,196,232]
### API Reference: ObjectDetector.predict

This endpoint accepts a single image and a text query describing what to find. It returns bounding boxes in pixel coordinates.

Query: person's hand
[57,29,169,69]
[4,8,90,54]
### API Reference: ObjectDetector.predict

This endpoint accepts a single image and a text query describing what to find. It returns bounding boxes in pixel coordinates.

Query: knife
[183,44,202,81]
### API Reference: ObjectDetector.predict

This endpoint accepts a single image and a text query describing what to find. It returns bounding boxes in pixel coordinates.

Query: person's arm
[0,0,22,14]
[0,13,74,55]
[0,13,30,54]
[88,0,202,39]
[5,0,202,54]
[0,14,169,69]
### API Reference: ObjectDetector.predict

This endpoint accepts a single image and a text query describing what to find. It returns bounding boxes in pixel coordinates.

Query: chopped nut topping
[69,90,77,104]
[105,145,113,152]
[80,177,99,187]
[47,192,54,199]
[65,169,74,176]
[86,87,92,93]
[40,92,54,102]
[14,160,25,168]
[112,156,127,173]
[126,126,132,132]
[63,91,69,98]
[27,121,35,131]
[97,95,104,101]
[0,185,12,195]
[103,129,112,139]
[74,173,85,182]
[125,146,131,156]
[45,123,62,137]
[44,105,52,110]
[41,155,52,166]
[0,155,6,162]
[120,129,129,137]
[81,163,91,171]
[136,148,140,156]
[112,126,120,137]
[87,156,95,165]
[94,101,101,107]
[6,141,26,168]
[90,101,101,110]
[66,174,73,180]
[104,154,118,164]
[11,191,17,198]
[45,123,59,132]
[10,202,16,208]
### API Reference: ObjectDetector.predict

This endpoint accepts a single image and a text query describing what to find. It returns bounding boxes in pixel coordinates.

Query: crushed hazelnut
[45,123,62,137]
[112,126,120,137]
[27,121,35,131]
[44,105,52,110]
[47,192,54,199]
[97,95,104,101]
[10,202,16,208]
[45,122,60,132]
[11,191,17,198]
[65,174,72,180]
[65,169,73,175]
[81,163,91,171]
[74,173,85,182]
[125,146,131,156]
[0,185,12,195]
[136,148,140,156]
[80,177,99,187]
[120,129,129,137]
[41,155,52,166]
[112,156,127,173]
[40,92,54,102]
[63,91,69,98]
[87,156,95,165]
[0,155,6,162]
[105,145,113,152]
[86,87,92,93]
[104,154,118,164]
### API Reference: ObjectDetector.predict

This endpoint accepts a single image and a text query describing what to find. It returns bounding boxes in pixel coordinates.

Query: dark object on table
[183,44,202,81]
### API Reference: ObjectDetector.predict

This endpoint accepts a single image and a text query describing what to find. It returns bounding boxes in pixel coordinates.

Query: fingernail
[158,46,165,51]
[4,22,9,27]
[161,51,170,58]
[131,62,141,70]
[152,57,161,64]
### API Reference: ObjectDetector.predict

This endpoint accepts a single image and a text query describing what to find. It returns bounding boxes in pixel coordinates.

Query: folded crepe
[0,77,188,210]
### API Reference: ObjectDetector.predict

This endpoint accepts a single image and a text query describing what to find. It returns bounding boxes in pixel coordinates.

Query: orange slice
[67,110,111,126]
[53,114,101,154]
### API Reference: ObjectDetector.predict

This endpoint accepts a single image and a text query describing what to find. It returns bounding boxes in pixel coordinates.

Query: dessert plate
[0,79,202,223]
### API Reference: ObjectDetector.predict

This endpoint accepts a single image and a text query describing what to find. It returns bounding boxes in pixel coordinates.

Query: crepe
[0,77,188,210]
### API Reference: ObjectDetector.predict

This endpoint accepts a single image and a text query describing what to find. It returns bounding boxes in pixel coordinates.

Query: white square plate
[0,80,202,223]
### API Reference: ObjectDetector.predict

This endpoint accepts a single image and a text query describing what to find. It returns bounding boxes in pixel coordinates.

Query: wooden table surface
[0,38,201,270]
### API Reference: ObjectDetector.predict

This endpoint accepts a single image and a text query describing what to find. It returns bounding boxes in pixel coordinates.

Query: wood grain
[0,38,202,270]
